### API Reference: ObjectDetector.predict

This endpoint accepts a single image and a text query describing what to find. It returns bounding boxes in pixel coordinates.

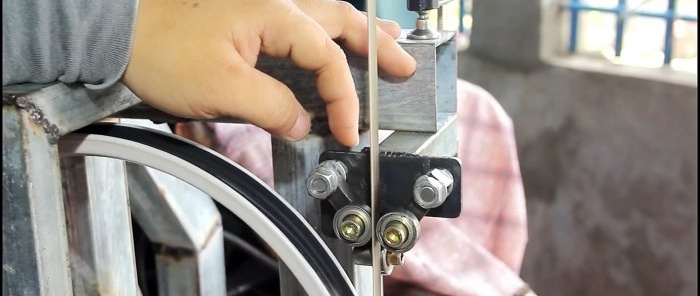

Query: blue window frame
[457,0,476,35]
[459,0,470,33]
[568,0,698,64]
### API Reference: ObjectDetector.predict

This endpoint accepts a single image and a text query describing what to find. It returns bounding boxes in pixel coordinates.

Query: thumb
[215,62,311,142]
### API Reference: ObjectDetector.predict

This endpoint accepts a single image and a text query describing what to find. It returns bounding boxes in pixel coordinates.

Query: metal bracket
[306,148,462,271]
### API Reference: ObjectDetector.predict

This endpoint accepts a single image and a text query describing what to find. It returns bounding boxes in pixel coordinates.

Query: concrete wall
[462,0,698,295]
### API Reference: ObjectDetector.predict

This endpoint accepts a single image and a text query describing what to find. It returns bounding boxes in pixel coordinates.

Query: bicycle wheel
[58,123,357,296]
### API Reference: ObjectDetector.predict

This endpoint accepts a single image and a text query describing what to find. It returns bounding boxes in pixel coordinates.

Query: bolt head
[419,186,436,202]
[383,221,408,247]
[341,223,359,239]
[377,212,421,252]
[306,161,347,199]
[306,167,337,199]
[384,229,403,246]
[309,177,329,192]
[333,206,371,246]
[339,214,364,241]
[413,175,446,209]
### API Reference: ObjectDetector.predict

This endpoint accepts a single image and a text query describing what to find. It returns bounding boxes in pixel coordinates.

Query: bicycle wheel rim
[58,123,356,296]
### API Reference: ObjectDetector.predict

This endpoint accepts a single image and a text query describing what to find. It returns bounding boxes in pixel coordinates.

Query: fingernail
[286,111,310,141]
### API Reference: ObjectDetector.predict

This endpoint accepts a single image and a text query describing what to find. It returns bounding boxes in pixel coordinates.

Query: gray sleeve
[2,0,138,90]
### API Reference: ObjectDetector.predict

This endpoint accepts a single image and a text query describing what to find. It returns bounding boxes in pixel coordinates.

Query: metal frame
[2,25,459,295]
[3,106,73,296]
[567,0,698,64]
[126,163,226,296]
[60,155,139,295]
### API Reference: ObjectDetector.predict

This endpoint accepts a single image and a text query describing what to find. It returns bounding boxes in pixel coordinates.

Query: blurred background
[366,0,697,295]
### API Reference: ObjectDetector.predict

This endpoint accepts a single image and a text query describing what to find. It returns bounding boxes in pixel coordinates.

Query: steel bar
[107,35,458,133]
[3,83,139,140]
[3,106,73,296]
[222,231,278,271]
[379,113,458,156]
[366,0,382,294]
[60,156,139,296]
[4,35,457,135]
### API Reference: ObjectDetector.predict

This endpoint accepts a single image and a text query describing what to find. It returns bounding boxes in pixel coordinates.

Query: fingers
[295,0,416,77]
[361,11,403,38]
[261,10,359,146]
[214,59,311,142]
[376,18,403,38]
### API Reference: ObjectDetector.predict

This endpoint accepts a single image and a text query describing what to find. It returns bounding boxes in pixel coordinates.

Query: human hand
[123,0,416,147]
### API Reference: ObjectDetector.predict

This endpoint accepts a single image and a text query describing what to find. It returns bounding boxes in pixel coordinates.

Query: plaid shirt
[383,80,530,296]
[188,79,530,296]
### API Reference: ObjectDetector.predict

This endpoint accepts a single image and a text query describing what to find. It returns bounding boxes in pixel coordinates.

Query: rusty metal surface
[3,106,73,296]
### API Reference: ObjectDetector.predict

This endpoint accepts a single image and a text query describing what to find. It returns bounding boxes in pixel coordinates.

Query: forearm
[2,0,138,89]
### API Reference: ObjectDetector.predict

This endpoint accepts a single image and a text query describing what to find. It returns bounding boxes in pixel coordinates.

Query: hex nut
[306,160,347,199]
[429,168,454,193]
[413,168,454,209]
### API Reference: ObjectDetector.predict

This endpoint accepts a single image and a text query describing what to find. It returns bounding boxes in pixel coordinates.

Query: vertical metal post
[663,0,676,64]
[60,156,139,295]
[272,136,354,296]
[3,106,73,296]
[458,0,465,33]
[366,0,382,293]
[568,0,580,53]
[614,0,627,57]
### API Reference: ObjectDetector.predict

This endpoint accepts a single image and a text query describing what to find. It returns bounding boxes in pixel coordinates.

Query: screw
[309,177,328,193]
[377,211,420,252]
[419,186,436,202]
[333,205,371,246]
[339,214,365,242]
[383,221,408,247]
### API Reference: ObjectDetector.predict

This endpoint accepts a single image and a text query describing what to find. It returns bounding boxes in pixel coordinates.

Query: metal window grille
[568,0,698,64]
[459,0,472,34]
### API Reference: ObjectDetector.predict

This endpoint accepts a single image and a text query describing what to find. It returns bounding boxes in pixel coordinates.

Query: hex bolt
[309,177,329,193]
[376,211,420,252]
[306,160,347,199]
[413,168,453,209]
[333,205,371,246]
